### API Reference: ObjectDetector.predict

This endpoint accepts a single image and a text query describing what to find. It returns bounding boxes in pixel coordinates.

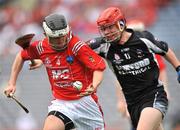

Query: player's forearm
[115,80,126,103]
[92,70,104,89]
[8,52,24,86]
[164,48,180,69]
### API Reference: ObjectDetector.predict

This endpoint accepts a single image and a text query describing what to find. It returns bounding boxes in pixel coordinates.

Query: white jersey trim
[72,41,86,55]
[36,40,44,55]
[140,38,166,54]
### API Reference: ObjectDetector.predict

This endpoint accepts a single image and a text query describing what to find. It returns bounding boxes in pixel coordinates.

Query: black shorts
[127,87,168,128]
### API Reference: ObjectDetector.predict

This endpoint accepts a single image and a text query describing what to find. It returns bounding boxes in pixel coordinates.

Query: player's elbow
[96,59,106,71]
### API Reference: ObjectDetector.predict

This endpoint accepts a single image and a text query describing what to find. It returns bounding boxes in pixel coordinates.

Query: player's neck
[119,31,132,45]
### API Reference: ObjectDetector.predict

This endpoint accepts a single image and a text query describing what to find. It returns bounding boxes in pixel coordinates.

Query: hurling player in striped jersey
[4,13,106,130]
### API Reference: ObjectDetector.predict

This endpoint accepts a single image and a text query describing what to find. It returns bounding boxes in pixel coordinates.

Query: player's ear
[119,21,126,32]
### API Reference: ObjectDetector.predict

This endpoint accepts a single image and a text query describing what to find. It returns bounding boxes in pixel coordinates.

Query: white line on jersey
[36,41,44,54]
[72,41,85,55]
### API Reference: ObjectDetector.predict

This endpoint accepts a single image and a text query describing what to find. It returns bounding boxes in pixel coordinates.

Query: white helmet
[43,13,72,51]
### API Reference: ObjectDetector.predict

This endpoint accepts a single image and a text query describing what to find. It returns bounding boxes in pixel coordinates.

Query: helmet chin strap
[110,22,125,44]
[48,40,68,52]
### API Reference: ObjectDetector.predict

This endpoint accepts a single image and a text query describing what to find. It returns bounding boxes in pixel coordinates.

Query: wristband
[176,65,180,72]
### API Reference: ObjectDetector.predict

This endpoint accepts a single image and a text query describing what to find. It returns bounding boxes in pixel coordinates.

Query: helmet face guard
[98,21,125,43]
[48,34,69,51]
[43,22,70,38]
[43,14,72,51]
[97,7,126,43]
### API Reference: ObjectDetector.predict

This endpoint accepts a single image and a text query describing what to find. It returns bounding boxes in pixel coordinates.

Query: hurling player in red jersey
[4,13,106,130]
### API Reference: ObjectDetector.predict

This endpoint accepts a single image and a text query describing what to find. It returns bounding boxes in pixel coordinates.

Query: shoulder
[30,38,48,54]
[135,30,155,41]
[69,35,87,55]
[31,38,47,46]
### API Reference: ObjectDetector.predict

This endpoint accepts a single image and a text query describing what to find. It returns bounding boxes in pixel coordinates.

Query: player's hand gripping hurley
[4,92,29,113]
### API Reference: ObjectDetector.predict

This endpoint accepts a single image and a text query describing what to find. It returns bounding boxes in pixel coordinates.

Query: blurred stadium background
[0,0,180,130]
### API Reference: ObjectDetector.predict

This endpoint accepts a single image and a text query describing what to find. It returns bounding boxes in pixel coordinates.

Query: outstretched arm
[164,48,180,83]
[164,48,180,68]
[115,79,130,118]
[4,52,24,96]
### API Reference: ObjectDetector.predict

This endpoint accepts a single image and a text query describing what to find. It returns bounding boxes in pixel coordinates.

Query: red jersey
[21,35,106,100]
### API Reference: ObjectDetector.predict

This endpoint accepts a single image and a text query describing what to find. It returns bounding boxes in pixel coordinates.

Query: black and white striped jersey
[89,29,168,105]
